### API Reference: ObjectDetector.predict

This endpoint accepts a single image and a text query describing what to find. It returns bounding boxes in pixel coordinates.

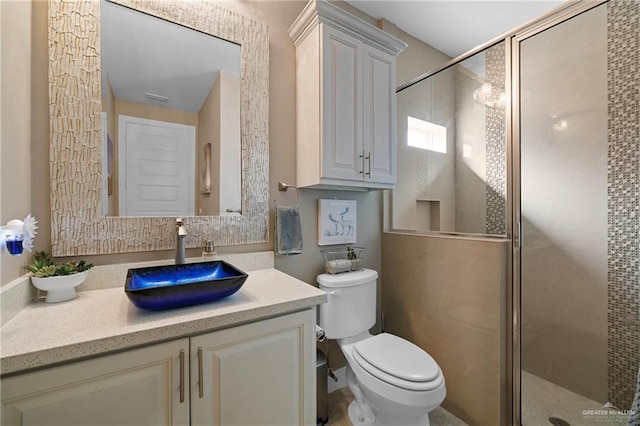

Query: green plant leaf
[24,251,93,278]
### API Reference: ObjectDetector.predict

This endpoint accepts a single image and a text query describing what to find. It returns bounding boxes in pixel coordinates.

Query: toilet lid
[353,334,441,384]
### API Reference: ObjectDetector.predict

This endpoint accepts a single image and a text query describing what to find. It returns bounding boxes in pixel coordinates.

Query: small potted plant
[25,251,93,303]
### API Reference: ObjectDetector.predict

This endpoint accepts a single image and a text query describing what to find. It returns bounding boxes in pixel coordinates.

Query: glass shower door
[518,4,615,425]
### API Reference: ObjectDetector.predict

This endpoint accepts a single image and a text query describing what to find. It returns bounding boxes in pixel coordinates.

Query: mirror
[48,0,269,256]
[101,0,241,217]
[394,41,507,236]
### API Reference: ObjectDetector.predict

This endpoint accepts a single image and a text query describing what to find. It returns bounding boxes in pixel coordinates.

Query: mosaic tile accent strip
[607,0,640,410]
[485,42,507,235]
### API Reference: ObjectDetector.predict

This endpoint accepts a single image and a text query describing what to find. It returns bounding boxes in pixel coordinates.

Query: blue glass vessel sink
[125,260,248,310]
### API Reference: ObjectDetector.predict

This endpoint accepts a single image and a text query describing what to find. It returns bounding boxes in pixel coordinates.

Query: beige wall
[198,75,221,216]
[382,232,508,426]
[114,99,198,127]
[1,0,33,286]
[197,71,241,216]
[379,19,449,88]
[102,76,116,215]
[217,72,241,215]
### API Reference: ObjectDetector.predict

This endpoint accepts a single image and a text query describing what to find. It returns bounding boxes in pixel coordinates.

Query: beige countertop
[0,268,326,376]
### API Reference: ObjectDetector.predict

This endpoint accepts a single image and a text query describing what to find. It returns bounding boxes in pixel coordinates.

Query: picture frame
[318,199,357,246]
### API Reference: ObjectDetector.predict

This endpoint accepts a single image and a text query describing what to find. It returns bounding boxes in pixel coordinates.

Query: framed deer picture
[318,199,357,245]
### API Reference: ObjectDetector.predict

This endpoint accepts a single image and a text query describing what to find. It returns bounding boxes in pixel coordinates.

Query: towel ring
[274,182,300,208]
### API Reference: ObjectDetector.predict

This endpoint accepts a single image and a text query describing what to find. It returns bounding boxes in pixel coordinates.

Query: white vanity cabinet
[289,0,407,190]
[1,309,316,426]
[191,310,315,425]
[1,338,190,426]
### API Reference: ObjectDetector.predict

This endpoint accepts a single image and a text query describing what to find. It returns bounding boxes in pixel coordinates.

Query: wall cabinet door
[363,46,396,185]
[190,309,315,426]
[321,25,364,182]
[1,339,189,426]
[320,26,397,186]
[290,0,405,190]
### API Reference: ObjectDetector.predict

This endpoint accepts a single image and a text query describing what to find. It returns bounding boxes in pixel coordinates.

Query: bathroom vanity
[0,265,326,426]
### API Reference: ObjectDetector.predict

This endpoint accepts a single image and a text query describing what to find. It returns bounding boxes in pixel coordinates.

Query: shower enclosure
[388,0,639,424]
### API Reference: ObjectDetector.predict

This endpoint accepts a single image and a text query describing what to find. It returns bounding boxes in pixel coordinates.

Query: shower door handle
[515,221,522,249]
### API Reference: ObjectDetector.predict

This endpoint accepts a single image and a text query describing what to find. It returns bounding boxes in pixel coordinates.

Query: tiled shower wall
[381,233,508,426]
[485,44,506,236]
[607,0,640,409]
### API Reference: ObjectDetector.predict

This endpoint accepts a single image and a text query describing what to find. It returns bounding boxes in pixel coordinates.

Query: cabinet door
[191,309,315,426]
[363,46,396,184]
[321,25,364,182]
[1,339,189,426]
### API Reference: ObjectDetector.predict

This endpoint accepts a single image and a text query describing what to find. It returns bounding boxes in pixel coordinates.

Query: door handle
[179,349,185,403]
[359,152,365,175]
[366,152,371,178]
[197,346,204,399]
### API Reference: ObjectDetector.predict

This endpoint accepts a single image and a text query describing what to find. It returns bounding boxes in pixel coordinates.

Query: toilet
[317,268,446,426]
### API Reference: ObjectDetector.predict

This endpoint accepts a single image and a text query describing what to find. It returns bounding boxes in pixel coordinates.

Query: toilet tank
[317,268,378,339]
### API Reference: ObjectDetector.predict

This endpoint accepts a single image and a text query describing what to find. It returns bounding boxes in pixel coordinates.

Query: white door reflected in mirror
[118,116,195,217]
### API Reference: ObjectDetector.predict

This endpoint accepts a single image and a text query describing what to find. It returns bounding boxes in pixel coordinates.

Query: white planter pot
[31,271,89,303]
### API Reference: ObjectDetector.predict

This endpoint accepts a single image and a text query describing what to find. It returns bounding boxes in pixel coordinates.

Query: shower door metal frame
[510,1,608,424]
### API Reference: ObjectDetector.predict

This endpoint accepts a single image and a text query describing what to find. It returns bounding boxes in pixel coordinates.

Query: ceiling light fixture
[145,93,169,102]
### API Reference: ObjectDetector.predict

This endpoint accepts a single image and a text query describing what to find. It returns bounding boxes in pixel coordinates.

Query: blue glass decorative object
[125,260,248,310]
[6,235,24,256]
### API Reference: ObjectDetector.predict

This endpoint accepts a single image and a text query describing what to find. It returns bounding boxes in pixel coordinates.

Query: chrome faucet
[175,218,187,264]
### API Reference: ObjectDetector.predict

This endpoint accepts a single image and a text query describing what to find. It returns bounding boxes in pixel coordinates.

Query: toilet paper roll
[316,324,326,342]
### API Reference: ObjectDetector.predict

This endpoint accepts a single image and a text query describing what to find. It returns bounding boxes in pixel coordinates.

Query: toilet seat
[352,333,444,391]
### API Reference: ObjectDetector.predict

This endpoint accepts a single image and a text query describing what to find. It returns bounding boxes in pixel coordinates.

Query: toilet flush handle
[327,290,342,297]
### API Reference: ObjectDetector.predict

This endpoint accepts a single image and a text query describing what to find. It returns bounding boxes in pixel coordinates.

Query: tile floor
[522,371,629,426]
[323,373,632,425]
[325,387,467,426]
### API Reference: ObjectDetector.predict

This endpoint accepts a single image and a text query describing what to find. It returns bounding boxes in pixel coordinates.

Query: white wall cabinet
[1,309,315,426]
[289,0,406,190]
